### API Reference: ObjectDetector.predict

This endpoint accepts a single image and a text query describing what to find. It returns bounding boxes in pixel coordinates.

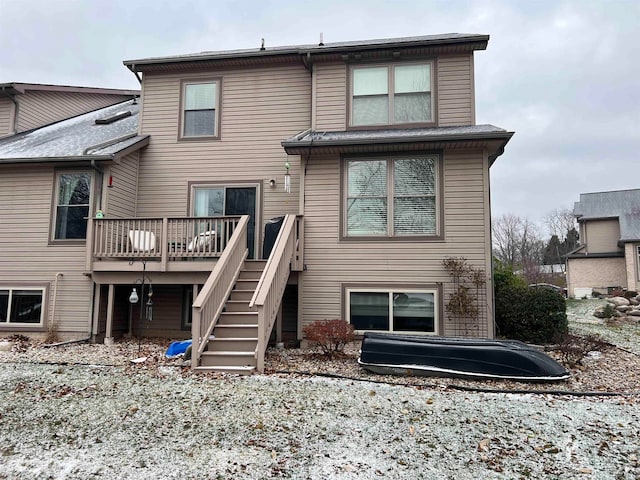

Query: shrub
[303,319,355,356]
[494,264,567,344]
[602,303,616,320]
[554,333,612,367]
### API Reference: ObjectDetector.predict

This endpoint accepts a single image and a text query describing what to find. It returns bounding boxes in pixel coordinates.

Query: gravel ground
[1,299,639,479]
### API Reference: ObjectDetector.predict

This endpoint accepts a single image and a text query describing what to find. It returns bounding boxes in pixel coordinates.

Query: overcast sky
[1,0,638,237]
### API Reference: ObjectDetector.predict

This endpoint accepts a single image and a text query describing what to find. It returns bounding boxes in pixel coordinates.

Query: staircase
[195,260,266,374]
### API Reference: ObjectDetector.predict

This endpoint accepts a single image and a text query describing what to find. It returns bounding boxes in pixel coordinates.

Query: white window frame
[52,170,93,242]
[349,61,434,127]
[181,80,221,139]
[346,287,438,335]
[343,155,440,238]
[0,287,45,327]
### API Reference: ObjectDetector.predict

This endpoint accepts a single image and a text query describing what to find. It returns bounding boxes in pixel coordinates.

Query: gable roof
[124,33,489,72]
[574,189,640,242]
[0,99,148,164]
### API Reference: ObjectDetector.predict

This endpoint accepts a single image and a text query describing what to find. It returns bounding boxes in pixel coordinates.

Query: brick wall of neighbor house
[104,152,139,218]
[625,243,639,292]
[135,66,309,228]
[567,257,627,296]
[0,97,14,136]
[302,149,493,338]
[0,166,93,337]
[16,91,134,132]
[583,219,622,253]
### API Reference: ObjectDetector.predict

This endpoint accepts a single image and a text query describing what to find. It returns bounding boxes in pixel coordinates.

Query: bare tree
[492,213,544,273]
[544,208,578,241]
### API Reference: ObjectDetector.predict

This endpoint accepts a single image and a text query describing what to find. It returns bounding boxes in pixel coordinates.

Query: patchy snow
[1,300,639,478]
[0,363,638,479]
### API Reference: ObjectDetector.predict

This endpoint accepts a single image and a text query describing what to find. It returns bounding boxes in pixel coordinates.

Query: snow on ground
[1,363,639,479]
[0,299,639,479]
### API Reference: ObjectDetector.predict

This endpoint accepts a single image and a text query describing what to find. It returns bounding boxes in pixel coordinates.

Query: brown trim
[0,282,50,332]
[48,168,95,245]
[177,77,222,142]
[346,59,438,130]
[341,282,444,335]
[339,151,444,242]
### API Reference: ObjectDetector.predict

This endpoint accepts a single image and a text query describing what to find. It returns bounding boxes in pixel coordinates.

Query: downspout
[0,87,19,134]
[50,272,63,333]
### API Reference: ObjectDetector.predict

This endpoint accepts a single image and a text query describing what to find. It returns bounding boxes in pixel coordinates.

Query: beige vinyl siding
[104,152,139,218]
[314,63,347,131]
[16,91,133,132]
[302,149,492,337]
[625,243,639,292]
[584,219,621,253]
[136,66,310,232]
[437,54,474,127]
[0,97,15,136]
[0,166,93,336]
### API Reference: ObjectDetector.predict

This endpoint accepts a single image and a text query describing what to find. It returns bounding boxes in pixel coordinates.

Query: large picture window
[182,81,220,138]
[345,155,438,237]
[54,172,91,240]
[347,288,437,334]
[351,63,433,127]
[0,288,44,326]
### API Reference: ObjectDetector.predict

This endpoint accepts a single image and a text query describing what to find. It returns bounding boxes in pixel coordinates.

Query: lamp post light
[128,260,153,351]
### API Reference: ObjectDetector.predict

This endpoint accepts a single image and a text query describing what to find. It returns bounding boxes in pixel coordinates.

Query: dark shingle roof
[574,189,640,242]
[124,33,489,68]
[282,125,513,164]
[0,100,148,163]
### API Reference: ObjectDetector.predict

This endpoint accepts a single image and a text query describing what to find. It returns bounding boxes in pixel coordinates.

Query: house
[0,34,513,373]
[0,82,138,138]
[566,189,640,297]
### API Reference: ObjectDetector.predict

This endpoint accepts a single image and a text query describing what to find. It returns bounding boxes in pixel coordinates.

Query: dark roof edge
[124,34,489,68]
[0,82,139,96]
[566,251,625,259]
[0,155,114,165]
[282,130,514,149]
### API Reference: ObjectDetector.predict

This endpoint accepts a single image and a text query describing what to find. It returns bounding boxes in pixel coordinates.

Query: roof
[282,125,514,164]
[0,99,148,164]
[573,189,640,242]
[0,82,139,97]
[124,33,489,71]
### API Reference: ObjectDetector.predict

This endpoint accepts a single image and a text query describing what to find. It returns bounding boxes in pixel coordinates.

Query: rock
[608,296,630,307]
[0,341,13,352]
[628,309,640,317]
[629,298,639,306]
[617,305,632,312]
[593,307,606,318]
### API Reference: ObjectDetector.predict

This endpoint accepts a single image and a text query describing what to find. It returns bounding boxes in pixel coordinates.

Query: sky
[1,0,638,237]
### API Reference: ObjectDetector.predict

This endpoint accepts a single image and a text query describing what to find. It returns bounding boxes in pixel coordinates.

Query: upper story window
[53,172,92,240]
[350,63,433,127]
[182,80,220,138]
[344,155,439,238]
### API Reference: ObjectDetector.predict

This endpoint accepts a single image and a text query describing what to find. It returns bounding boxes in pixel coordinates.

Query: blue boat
[358,332,570,382]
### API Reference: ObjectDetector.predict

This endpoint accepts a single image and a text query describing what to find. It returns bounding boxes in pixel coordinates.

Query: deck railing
[250,214,298,372]
[86,216,241,270]
[191,215,249,369]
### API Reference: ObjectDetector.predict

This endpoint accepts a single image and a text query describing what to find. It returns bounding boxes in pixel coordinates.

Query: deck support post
[104,284,115,345]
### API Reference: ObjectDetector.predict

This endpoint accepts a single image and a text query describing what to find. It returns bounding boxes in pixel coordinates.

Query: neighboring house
[0,34,513,374]
[0,99,148,339]
[0,82,138,138]
[566,189,640,297]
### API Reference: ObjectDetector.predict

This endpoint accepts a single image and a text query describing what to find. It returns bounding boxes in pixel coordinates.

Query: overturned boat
[358,332,570,382]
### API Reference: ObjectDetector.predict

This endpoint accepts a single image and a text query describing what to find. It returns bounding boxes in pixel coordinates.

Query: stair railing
[250,214,297,372]
[191,215,249,368]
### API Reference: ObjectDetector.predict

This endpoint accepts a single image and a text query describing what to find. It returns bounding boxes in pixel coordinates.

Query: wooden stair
[195,260,265,374]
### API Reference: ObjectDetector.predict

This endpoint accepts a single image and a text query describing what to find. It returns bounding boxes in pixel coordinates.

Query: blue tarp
[165,340,192,357]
